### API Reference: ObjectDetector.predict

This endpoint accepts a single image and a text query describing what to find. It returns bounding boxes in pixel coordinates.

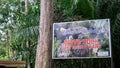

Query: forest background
[0,0,120,68]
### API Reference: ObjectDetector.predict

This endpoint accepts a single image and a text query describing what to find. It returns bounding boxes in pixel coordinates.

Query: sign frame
[52,19,112,59]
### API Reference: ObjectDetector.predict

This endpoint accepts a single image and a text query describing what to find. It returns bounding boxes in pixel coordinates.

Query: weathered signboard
[52,19,111,59]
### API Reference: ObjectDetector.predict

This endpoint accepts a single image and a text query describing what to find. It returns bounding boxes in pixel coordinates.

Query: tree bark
[35,0,53,68]
[25,0,28,15]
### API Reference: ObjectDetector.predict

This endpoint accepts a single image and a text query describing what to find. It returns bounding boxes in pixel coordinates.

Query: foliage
[0,0,120,68]
[0,0,40,68]
[53,0,120,68]
[53,59,111,68]
[11,0,40,68]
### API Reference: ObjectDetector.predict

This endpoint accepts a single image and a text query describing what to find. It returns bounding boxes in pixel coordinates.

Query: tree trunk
[20,0,22,12]
[35,0,53,68]
[27,63,31,68]
[25,0,28,15]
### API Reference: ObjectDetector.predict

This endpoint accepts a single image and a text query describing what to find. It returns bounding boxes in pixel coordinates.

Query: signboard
[52,19,111,59]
